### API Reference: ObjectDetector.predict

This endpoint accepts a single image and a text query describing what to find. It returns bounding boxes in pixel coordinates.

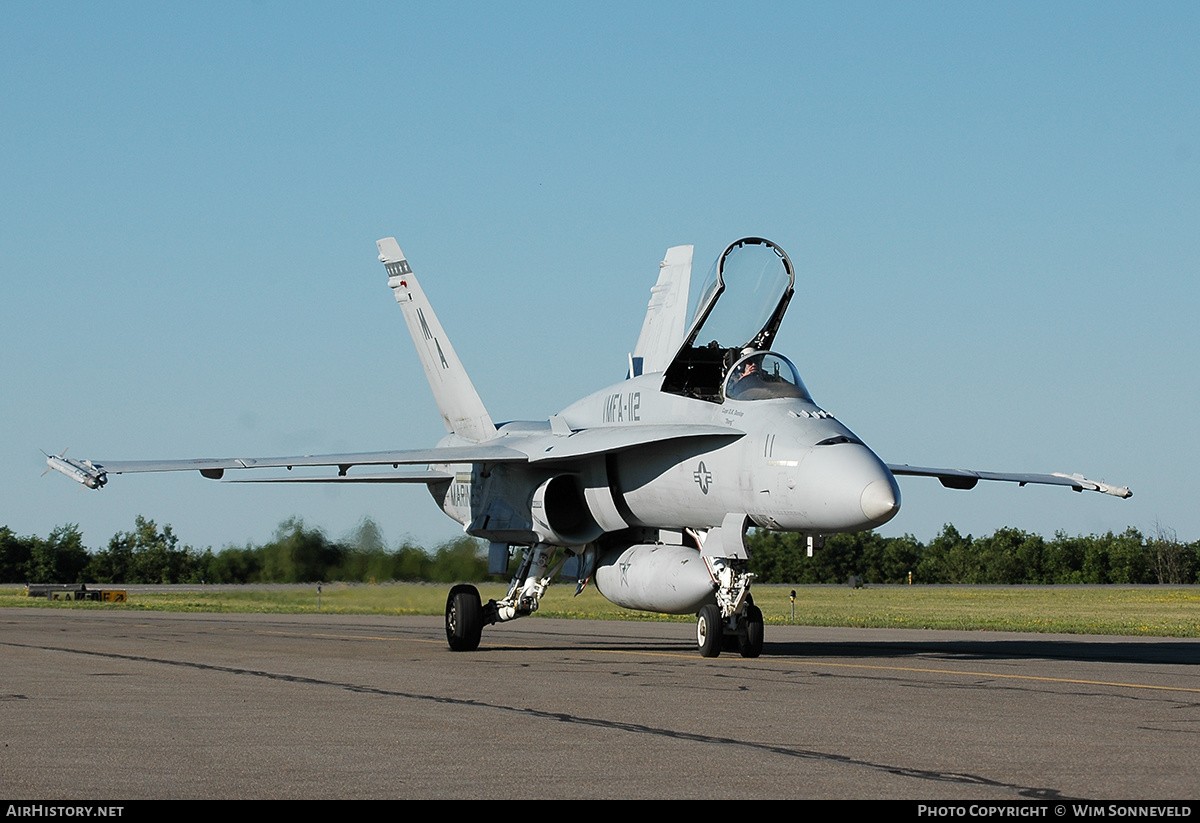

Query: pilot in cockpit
[726,353,764,400]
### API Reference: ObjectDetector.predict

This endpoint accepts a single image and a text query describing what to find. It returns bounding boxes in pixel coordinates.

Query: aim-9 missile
[42,450,107,489]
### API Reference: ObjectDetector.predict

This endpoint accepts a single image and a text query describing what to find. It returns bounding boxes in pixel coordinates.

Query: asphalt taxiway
[2,608,1197,799]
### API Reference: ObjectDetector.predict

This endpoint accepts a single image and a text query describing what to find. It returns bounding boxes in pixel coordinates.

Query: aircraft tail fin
[629,244,692,377]
[377,238,496,442]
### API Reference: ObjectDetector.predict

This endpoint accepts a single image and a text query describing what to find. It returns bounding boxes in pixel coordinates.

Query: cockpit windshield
[662,238,797,403]
[724,352,812,402]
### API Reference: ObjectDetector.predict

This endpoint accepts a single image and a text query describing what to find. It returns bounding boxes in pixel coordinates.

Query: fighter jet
[45,237,1131,657]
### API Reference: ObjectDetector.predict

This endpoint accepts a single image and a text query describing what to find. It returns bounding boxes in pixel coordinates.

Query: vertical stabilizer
[630,244,692,376]
[377,238,496,442]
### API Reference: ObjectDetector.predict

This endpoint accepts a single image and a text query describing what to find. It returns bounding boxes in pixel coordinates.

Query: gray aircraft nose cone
[860,477,901,525]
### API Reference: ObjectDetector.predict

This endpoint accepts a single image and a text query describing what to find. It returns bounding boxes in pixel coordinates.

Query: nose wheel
[738,604,764,658]
[695,601,764,658]
[697,604,723,657]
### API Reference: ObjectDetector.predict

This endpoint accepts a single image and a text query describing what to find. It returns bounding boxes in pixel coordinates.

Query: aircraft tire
[739,604,764,658]
[697,604,723,658]
[445,584,483,652]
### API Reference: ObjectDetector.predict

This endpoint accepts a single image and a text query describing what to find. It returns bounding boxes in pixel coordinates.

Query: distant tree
[971,528,1042,584]
[260,517,344,583]
[1007,528,1050,584]
[0,526,34,583]
[339,517,392,581]
[87,516,203,583]
[1102,528,1151,584]
[87,528,132,583]
[746,530,809,583]
[201,544,263,584]
[861,532,922,584]
[914,524,971,583]
[27,524,90,584]
[427,537,488,583]
[392,540,433,581]
[349,517,387,554]
[1148,524,1195,585]
[1045,531,1087,583]
[816,532,876,584]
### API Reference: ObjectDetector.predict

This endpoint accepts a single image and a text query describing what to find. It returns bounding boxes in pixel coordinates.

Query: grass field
[3,583,1199,637]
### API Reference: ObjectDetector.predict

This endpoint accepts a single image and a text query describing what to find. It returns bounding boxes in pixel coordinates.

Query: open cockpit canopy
[662,238,796,402]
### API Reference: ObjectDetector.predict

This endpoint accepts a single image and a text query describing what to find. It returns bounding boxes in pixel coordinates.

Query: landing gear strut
[443,543,573,652]
[486,542,559,624]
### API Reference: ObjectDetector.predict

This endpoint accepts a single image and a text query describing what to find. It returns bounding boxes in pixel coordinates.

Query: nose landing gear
[695,554,763,658]
[695,599,763,658]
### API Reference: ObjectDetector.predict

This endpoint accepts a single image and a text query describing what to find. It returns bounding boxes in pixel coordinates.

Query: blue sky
[3,2,1197,553]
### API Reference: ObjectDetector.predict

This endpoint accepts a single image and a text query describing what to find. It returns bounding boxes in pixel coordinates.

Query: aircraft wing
[89,445,528,480]
[62,425,744,487]
[886,464,1132,498]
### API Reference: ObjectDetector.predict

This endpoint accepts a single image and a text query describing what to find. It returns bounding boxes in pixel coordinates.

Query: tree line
[747,525,1198,585]
[0,516,489,585]
[2,517,1197,586]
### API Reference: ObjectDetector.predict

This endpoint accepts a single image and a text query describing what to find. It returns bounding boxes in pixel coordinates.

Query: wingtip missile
[1096,481,1133,499]
[1052,472,1133,499]
[43,451,107,489]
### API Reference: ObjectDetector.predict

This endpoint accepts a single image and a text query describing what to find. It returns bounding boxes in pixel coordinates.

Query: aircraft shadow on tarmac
[763,637,1199,666]
[477,631,1198,667]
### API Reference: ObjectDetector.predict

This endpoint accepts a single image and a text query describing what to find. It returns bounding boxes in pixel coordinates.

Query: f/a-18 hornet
[47,237,1131,656]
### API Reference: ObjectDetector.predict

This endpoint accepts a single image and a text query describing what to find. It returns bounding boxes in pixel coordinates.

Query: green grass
[3,584,1198,637]
[751,585,1200,636]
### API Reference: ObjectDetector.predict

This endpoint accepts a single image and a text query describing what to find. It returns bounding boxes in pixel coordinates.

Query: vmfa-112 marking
[46,237,1131,657]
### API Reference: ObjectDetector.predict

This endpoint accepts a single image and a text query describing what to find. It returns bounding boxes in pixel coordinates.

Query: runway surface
[2,608,1198,799]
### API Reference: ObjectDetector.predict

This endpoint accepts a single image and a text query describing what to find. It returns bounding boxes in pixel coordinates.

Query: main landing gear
[445,584,484,651]
[444,543,571,652]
